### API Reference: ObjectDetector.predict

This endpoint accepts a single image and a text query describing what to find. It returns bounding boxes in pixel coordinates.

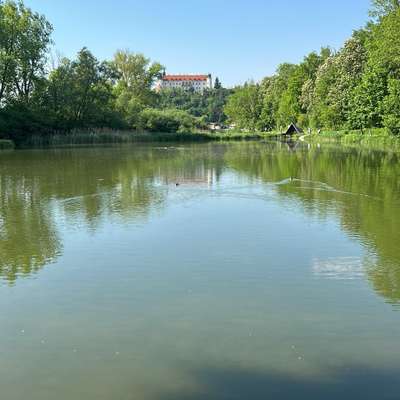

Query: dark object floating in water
[176,183,180,186]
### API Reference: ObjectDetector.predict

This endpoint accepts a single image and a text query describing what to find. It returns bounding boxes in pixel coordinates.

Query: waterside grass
[19,129,280,148]
[206,130,280,140]
[8,127,400,151]
[304,128,400,152]
[21,130,212,147]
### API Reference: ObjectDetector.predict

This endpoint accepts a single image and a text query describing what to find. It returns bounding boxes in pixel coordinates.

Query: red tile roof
[163,75,208,81]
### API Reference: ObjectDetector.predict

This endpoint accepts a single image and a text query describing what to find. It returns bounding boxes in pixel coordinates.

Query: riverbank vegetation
[21,130,215,147]
[19,129,279,148]
[0,0,399,148]
[0,1,230,146]
[225,0,400,137]
[304,127,400,152]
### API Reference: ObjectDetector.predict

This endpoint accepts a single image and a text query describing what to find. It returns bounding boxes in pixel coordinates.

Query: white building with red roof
[156,73,212,93]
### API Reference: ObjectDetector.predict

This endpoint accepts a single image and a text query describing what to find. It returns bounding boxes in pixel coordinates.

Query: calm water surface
[0,142,399,399]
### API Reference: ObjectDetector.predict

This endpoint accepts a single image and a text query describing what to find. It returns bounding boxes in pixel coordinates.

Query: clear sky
[24,0,371,87]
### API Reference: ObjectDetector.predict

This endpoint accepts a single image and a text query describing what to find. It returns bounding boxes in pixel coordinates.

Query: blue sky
[25,0,371,87]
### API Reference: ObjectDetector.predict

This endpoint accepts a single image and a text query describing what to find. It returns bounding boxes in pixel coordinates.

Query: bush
[0,104,54,144]
[139,108,200,133]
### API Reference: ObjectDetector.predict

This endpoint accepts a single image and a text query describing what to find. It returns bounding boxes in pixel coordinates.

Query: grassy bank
[17,129,281,148]
[20,130,214,147]
[0,139,15,150]
[304,128,400,151]
[9,127,400,150]
[206,130,279,140]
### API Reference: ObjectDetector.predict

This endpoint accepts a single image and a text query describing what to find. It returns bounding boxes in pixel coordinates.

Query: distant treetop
[369,0,400,18]
[214,77,222,89]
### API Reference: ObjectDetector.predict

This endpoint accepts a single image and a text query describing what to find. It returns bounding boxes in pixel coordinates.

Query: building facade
[156,74,213,93]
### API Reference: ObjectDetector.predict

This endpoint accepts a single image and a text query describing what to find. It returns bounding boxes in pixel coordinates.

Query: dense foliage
[224,1,400,135]
[1,0,399,143]
[157,85,232,124]
[139,108,202,133]
[0,0,229,143]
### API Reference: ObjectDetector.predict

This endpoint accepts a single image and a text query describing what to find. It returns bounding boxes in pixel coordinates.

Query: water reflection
[312,257,366,280]
[224,142,400,306]
[0,173,61,284]
[0,146,224,284]
[0,142,399,307]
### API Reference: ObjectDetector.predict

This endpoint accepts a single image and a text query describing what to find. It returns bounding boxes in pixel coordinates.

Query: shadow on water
[157,363,400,400]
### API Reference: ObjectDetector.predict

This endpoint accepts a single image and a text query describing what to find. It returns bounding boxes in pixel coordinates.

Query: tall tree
[349,8,400,129]
[224,83,262,130]
[383,78,400,134]
[309,33,368,129]
[45,48,117,129]
[0,0,52,104]
[276,65,304,128]
[214,77,222,89]
[112,50,163,127]
[258,63,298,130]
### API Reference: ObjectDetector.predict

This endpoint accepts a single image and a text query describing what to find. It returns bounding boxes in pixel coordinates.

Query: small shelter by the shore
[284,123,303,136]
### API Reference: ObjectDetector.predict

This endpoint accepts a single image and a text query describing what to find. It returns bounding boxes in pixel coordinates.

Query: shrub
[139,108,200,133]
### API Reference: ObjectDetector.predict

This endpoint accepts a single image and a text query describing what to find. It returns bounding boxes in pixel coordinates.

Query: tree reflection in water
[225,141,400,306]
[0,145,224,284]
[0,142,399,307]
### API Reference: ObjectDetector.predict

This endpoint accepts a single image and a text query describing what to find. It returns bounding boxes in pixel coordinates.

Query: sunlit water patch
[312,256,368,280]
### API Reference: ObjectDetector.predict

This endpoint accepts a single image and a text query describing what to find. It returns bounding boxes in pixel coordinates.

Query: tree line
[1,0,399,143]
[0,0,230,144]
[224,0,400,135]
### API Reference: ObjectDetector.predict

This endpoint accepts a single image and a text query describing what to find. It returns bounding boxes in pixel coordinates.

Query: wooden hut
[284,123,303,136]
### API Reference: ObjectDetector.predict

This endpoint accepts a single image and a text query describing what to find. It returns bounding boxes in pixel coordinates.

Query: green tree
[0,0,52,103]
[257,50,329,131]
[348,9,400,129]
[206,87,229,123]
[383,78,400,134]
[112,50,163,127]
[259,77,277,131]
[310,34,367,129]
[369,0,400,18]
[224,83,262,130]
[347,66,387,129]
[139,108,199,133]
[157,86,231,124]
[276,65,305,128]
[44,48,118,130]
[258,63,298,131]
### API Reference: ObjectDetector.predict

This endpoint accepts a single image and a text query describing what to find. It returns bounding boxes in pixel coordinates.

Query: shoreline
[0,129,279,149]
[1,128,400,151]
[303,129,400,152]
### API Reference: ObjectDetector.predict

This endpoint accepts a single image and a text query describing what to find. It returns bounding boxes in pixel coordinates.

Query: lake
[0,141,399,399]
